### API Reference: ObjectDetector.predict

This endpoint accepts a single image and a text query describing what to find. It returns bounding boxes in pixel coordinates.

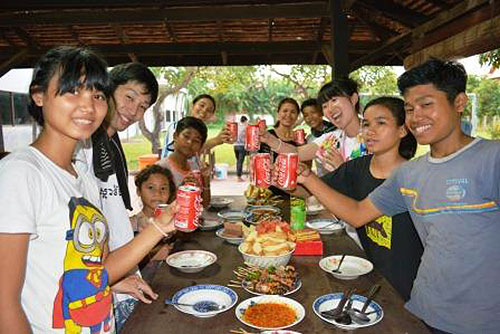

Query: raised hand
[321,147,344,171]
[297,162,313,184]
[154,200,177,235]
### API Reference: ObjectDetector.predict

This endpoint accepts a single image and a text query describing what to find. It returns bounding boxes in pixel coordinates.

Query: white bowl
[313,293,384,329]
[216,228,243,245]
[217,209,250,221]
[319,255,373,280]
[306,203,324,216]
[306,218,345,235]
[238,243,294,268]
[171,284,238,318]
[235,295,305,330]
[166,250,217,273]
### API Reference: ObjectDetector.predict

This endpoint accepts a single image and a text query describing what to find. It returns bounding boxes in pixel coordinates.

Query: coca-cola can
[258,119,267,131]
[227,121,238,143]
[154,203,169,218]
[273,153,299,190]
[245,124,260,151]
[250,153,272,188]
[175,185,203,232]
[294,129,306,145]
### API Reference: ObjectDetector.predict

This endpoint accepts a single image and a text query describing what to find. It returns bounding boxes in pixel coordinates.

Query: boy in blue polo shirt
[298,59,500,334]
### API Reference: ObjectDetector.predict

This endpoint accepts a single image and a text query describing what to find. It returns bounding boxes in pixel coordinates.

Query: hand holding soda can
[272,153,299,190]
[245,124,260,151]
[227,121,238,143]
[175,185,203,232]
[153,202,177,235]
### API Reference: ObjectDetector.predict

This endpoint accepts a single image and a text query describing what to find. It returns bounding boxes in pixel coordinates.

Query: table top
[122,196,429,334]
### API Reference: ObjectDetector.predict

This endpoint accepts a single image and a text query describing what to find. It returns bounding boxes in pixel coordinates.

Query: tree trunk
[139,68,197,154]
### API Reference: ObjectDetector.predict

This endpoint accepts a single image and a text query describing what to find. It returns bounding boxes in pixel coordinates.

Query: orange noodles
[243,303,296,328]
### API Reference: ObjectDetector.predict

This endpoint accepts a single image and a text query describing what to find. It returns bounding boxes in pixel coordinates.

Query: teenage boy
[74,62,160,331]
[301,98,336,176]
[297,59,499,334]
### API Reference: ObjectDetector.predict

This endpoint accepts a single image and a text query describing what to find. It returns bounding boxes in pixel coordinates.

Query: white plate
[166,250,217,273]
[319,255,373,280]
[262,331,302,334]
[210,197,234,209]
[171,285,238,318]
[313,293,384,330]
[215,228,243,245]
[306,218,345,235]
[242,279,302,296]
[199,217,224,231]
[235,295,305,331]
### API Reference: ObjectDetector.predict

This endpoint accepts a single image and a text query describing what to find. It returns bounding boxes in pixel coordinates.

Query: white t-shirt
[0,147,114,334]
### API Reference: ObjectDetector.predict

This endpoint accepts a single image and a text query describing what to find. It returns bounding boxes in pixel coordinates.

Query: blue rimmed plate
[312,293,384,330]
[171,285,238,318]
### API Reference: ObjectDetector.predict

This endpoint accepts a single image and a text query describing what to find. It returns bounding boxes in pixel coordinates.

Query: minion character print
[53,197,113,334]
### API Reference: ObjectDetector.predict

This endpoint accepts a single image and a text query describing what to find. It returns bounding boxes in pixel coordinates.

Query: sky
[394,55,493,76]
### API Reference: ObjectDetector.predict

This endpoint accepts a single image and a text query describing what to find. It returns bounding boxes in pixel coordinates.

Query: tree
[479,49,500,69]
[351,66,398,96]
[269,65,330,100]
[138,67,198,153]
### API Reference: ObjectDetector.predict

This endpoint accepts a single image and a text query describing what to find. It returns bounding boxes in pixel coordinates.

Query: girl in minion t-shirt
[0,47,176,334]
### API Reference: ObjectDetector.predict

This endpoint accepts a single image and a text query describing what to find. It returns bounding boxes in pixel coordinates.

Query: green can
[290,197,306,231]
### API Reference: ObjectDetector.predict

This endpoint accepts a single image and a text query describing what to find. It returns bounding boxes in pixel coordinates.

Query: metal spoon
[331,254,346,273]
[347,284,381,324]
[164,299,225,312]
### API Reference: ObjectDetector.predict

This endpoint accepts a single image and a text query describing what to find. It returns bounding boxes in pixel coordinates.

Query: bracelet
[149,218,170,238]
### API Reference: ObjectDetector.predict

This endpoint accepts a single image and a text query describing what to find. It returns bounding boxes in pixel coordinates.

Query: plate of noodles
[235,295,305,331]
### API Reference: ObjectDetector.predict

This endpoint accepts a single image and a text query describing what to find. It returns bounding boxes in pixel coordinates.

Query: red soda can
[154,203,169,218]
[294,129,306,145]
[273,153,299,190]
[245,124,260,151]
[258,119,267,131]
[250,153,272,188]
[175,185,203,232]
[227,121,238,143]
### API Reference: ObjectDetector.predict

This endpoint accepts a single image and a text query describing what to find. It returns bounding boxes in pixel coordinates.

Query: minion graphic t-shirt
[0,147,114,334]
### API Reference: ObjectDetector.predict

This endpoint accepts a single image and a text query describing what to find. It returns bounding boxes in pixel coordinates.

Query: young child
[131,164,176,233]
[297,59,500,334]
[296,96,423,301]
[130,164,177,268]
[157,116,211,207]
[0,46,176,334]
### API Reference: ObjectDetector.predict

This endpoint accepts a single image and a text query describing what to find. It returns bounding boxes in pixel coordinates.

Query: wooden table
[122,196,429,334]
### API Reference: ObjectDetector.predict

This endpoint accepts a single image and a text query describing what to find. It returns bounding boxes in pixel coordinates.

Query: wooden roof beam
[0,2,330,26]
[352,7,395,41]
[13,27,40,49]
[358,0,427,27]
[0,29,17,47]
[268,19,274,42]
[331,0,350,78]
[164,20,177,42]
[405,8,500,68]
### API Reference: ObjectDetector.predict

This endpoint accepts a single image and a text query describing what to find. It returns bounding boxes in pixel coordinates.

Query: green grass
[122,127,236,171]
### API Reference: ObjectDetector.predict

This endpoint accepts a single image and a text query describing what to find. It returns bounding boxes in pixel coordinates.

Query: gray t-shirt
[369,138,500,334]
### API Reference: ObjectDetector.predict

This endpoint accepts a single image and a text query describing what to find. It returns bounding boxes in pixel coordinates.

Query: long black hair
[364,97,417,160]
[28,46,110,126]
